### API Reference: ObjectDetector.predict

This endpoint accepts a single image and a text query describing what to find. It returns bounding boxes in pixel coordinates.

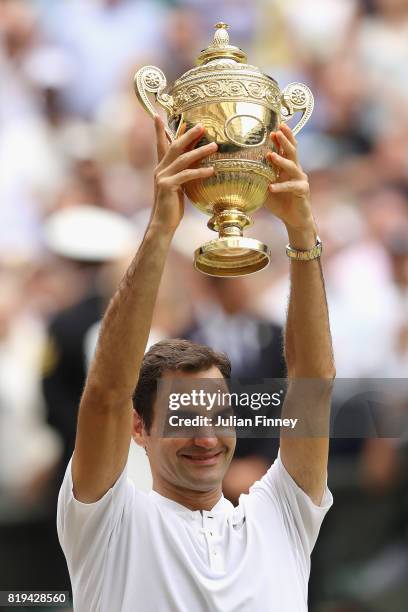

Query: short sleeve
[248,451,333,578]
[57,457,133,609]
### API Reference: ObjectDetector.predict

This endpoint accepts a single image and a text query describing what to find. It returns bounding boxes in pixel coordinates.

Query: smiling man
[57,117,335,611]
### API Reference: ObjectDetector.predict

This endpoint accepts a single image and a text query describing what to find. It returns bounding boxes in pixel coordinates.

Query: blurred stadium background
[1,0,408,610]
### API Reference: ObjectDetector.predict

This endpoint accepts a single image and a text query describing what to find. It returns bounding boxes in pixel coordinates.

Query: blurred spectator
[0,266,60,507]
[41,205,138,486]
[0,263,65,593]
[160,6,205,82]
[184,276,284,378]
[281,0,358,64]
[352,0,408,137]
[39,0,167,118]
[182,276,285,503]
[95,95,157,214]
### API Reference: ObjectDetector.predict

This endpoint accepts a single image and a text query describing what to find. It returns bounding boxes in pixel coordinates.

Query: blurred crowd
[1,0,408,610]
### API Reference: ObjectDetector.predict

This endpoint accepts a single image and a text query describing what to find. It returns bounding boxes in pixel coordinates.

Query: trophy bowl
[134,22,314,276]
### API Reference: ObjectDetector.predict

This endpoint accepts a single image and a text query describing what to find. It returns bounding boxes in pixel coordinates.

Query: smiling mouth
[180,451,224,466]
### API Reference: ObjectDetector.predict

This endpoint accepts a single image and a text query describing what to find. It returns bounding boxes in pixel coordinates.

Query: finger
[267,152,304,178]
[279,122,297,147]
[275,129,297,162]
[268,179,309,194]
[161,142,218,177]
[167,166,215,186]
[163,123,205,165]
[154,115,168,163]
[174,124,205,151]
[269,131,280,153]
[186,133,204,152]
[176,121,205,152]
[182,122,202,152]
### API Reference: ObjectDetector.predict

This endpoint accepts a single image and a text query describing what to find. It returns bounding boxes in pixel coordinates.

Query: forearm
[85,223,173,405]
[71,118,215,502]
[284,226,335,379]
[267,123,334,503]
[280,226,333,504]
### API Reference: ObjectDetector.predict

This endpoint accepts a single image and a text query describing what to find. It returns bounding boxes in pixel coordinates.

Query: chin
[190,479,222,493]
[183,471,223,491]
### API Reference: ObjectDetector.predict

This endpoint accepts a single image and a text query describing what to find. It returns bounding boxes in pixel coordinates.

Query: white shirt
[57,453,332,612]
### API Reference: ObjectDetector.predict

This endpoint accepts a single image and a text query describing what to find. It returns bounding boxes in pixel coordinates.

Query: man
[57,116,335,611]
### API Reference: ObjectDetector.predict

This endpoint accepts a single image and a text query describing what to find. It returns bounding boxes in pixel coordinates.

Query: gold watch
[286,236,322,261]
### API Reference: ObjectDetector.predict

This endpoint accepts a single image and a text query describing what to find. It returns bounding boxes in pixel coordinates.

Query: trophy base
[194,236,270,277]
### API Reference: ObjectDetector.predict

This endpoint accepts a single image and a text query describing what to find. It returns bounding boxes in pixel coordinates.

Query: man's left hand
[265,123,315,236]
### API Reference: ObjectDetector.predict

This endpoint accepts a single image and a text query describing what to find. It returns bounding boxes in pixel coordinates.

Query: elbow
[321,361,337,380]
[286,364,336,380]
[80,380,132,414]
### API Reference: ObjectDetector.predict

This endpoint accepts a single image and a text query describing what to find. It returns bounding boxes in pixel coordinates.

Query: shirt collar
[148,489,233,518]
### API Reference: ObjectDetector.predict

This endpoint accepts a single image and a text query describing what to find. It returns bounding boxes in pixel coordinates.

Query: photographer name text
[168,414,298,429]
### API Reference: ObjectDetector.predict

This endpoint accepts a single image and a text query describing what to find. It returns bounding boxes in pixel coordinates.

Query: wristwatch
[286,236,322,261]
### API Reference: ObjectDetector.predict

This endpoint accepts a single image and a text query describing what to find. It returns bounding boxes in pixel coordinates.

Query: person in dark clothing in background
[42,205,136,490]
[43,290,104,488]
[183,276,286,503]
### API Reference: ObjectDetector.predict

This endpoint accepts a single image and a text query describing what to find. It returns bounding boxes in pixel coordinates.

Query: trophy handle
[280,83,314,136]
[134,66,176,143]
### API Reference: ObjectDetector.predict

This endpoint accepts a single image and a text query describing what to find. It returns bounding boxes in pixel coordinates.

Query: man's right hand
[151,116,218,234]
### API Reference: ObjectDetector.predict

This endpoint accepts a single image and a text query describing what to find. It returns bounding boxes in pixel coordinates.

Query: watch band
[286,236,322,261]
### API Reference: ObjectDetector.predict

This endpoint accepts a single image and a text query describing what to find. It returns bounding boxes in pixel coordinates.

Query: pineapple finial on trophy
[196,22,247,65]
[213,22,229,47]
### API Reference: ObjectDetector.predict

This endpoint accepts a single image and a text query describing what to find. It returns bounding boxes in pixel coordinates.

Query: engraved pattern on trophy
[280,82,314,136]
[172,77,281,113]
[175,60,273,81]
[134,22,314,276]
[134,66,175,141]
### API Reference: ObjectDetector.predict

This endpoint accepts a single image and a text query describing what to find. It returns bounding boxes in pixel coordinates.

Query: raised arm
[265,124,335,505]
[72,118,217,502]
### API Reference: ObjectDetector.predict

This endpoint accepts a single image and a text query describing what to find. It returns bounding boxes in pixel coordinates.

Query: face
[133,366,236,493]
[210,277,248,314]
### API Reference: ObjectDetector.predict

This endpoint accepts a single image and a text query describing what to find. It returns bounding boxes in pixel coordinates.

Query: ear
[132,409,147,448]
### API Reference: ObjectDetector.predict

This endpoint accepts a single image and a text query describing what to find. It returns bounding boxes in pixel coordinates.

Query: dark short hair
[132,339,231,433]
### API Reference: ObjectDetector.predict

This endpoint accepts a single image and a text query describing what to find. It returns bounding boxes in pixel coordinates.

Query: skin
[133,366,236,511]
[72,116,335,509]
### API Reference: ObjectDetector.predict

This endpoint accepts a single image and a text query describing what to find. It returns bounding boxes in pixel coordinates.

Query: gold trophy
[134,23,314,276]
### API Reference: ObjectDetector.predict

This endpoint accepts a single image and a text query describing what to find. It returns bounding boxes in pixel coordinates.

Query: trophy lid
[196,22,247,66]
[170,21,280,112]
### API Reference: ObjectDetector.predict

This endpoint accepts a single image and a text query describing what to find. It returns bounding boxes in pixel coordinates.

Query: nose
[192,436,219,449]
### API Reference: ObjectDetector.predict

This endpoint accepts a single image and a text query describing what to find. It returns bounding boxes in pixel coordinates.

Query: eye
[224,114,267,147]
